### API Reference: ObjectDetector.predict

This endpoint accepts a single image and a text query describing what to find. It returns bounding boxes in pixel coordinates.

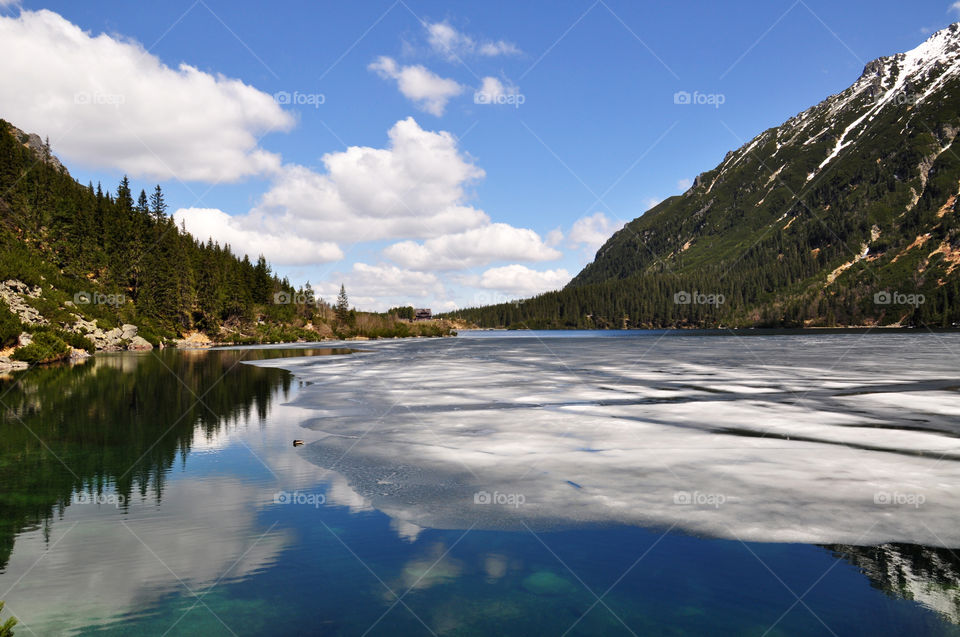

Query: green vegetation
[0,300,20,348]
[387,306,415,320]
[0,120,453,344]
[0,601,15,637]
[11,331,70,363]
[447,62,960,329]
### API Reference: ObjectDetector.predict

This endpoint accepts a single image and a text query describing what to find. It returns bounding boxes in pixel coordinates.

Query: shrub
[0,299,21,348]
[0,600,16,637]
[12,331,70,364]
[57,329,95,354]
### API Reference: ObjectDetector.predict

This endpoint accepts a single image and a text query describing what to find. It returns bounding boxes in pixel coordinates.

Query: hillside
[448,25,960,329]
[0,118,451,368]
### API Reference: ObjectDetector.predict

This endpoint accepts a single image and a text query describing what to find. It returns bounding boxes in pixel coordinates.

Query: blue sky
[1,0,958,310]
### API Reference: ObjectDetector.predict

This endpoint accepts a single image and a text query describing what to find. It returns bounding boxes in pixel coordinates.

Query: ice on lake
[249,331,960,546]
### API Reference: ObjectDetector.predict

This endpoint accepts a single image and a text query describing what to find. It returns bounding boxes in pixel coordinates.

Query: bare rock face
[17,332,32,347]
[127,336,153,351]
[8,124,68,174]
[0,280,47,325]
[0,356,28,373]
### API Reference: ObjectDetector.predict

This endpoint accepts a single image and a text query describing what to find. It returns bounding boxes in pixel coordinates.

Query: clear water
[0,333,958,635]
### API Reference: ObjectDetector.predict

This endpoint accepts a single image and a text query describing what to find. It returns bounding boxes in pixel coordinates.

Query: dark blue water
[0,342,957,635]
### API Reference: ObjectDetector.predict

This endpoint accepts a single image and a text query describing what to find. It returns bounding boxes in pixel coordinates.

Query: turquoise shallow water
[0,336,958,635]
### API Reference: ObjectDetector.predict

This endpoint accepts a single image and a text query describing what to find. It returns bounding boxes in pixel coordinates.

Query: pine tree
[149,184,167,221]
[335,284,349,323]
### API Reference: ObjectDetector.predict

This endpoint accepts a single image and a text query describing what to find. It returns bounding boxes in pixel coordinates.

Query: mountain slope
[451,25,960,329]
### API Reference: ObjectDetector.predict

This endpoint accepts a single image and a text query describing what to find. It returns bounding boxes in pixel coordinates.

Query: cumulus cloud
[677,177,692,191]
[426,21,521,60]
[478,264,570,296]
[0,9,293,181]
[369,56,463,116]
[950,2,960,15]
[172,207,343,265]
[545,228,564,247]
[566,212,625,252]
[233,117,490,245]
[384,223,561,271]
[351,263,444,296]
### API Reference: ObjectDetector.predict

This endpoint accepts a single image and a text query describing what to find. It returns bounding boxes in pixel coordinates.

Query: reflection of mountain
[0,348,336,570]
[828,544,960,623]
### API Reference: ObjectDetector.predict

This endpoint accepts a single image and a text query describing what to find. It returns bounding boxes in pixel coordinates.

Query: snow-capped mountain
[556,24,960,328]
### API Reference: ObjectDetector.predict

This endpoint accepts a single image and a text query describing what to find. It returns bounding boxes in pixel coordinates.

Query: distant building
[414,308,432,321]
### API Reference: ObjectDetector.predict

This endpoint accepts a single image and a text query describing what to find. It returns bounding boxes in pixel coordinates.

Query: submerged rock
[522,571,577,596]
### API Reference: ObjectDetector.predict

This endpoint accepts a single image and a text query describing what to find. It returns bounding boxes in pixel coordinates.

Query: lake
[1,331,959,635]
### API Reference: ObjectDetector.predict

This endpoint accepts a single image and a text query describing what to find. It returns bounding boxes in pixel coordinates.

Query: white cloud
[0,0,21,8]
[369,56,463,116]
[478,40,522,57]
[426,21,521,60]
[172,207,343,265]
[334,264,444,302]
[545,228,564,247]
[474,76,521,105]
[644,197,663,211]
[478,264,570,296]
[950,2,960,15]
[566,212,625,252]
[242,117,489,244]
[308,263,447,312]
[384,223,561,271]
[0,9,293,181]
[677,177,692,191]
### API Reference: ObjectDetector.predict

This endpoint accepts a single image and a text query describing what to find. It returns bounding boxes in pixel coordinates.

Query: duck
[292,440,305,447]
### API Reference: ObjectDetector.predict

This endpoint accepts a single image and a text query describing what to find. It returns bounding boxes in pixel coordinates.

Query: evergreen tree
[335,284,349,323]
[149,184,167,221]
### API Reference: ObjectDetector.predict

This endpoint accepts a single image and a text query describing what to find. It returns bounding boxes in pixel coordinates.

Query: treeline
[0,119,452,342]
[0,119,296,336]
